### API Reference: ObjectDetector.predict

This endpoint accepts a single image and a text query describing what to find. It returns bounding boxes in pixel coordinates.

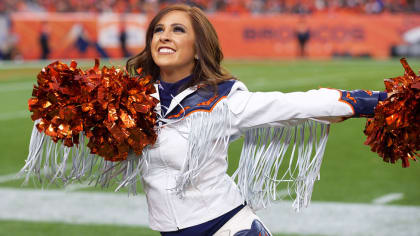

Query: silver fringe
[19,120,147,194]
[22,107,329,212]
[174,102,231,197]
[232,120,330,212]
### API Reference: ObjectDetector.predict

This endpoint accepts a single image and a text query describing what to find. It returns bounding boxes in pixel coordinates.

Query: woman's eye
[153,27,163,33]
[173,26,185,33]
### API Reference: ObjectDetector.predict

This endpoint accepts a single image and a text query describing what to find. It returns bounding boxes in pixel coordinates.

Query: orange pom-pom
[29,59,158,162]
[364,58,419,167]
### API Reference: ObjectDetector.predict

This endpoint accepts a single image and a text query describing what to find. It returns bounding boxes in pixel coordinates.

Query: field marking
[0,82,33,92]
[64,181,93,192]
[373,193,404,205]
[0,188,150,226]
[0,110,30,121]
[1,188,420,236]
[0,169,50,184]
[0,173,22,183]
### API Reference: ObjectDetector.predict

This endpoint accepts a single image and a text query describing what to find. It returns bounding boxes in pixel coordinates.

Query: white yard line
[372,193,404,205]
[0,173,22,183]
[0,188,419,235]
[0,188,149,226]
[0,110,29,121]
[64,181,93,192]
[259,200,420,236]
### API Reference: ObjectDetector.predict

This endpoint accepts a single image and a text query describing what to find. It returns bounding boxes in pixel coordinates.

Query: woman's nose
[159,30,171,42]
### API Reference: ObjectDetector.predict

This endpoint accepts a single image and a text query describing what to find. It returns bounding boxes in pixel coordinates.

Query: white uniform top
[144,81,354,231]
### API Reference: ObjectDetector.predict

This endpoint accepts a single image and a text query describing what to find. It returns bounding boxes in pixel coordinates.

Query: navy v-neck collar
[158,75,193,116]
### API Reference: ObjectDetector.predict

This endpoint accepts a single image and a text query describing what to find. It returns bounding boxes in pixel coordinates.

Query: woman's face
[151,11,196,77]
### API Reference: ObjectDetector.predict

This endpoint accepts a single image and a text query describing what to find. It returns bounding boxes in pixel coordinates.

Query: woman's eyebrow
[171,23,186,28]
[154,23,186,29]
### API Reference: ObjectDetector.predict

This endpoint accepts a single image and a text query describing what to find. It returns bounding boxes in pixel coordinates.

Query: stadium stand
[0,0,419,14]
[1,0,420,60]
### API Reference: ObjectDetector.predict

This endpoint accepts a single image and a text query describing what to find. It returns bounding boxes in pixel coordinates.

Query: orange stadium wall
[11,12,149,60]
[10,12,420,60]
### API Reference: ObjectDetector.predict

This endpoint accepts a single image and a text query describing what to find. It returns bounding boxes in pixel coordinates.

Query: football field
[0,58,419,236]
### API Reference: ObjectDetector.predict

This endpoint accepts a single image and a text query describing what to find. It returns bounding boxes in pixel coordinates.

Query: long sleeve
[227,81,386,133]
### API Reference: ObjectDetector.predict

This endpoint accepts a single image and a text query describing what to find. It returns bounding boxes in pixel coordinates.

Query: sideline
[1,188,419,236]
[372,193,404,205]
[0,173,22,183]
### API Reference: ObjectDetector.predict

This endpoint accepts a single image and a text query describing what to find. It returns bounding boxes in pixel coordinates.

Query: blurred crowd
[1,0,419,61]
[1,0,420,15]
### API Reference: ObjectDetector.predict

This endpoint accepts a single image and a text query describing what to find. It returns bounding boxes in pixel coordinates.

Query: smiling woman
[123,4,389,236]
[150,11,196,83]
[126,4,232,91]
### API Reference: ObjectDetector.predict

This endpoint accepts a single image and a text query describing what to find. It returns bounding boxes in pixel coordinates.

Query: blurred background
[1,1,420,236]
[2,0,420,61]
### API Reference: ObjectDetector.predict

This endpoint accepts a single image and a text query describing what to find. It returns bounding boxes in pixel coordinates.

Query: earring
[194,55,199,60]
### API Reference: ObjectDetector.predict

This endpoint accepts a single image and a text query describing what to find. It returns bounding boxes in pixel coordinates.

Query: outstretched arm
[227,82,387,132]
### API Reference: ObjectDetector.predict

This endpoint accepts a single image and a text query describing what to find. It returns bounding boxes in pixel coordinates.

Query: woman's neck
[159,66,194,83]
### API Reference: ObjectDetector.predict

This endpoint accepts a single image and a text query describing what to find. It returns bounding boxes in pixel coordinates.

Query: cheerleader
[124,4,388,236]
[21,3,391,236]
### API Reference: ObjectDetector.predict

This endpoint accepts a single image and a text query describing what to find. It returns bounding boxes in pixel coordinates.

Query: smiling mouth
[158,47,176,54]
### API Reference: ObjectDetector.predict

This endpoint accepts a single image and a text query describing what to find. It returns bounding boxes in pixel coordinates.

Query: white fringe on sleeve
[232,121,330,212]
[22,103,330,213]
[19,119,149,195]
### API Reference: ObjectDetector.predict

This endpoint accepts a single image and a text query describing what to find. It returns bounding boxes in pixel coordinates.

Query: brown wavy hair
[126,4,234,89]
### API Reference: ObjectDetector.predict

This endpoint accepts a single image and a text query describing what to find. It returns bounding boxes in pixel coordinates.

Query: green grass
[0,221,304,236]
[1,58,419,235]
[0,220,306,236]
[225,58,420,206]
[0,221,160,236]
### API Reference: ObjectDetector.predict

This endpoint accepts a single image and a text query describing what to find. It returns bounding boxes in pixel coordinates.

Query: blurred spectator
[0,16,20,60]
[1,0,420,14]
[224,0,250,14]
[39,21,50,59]
[68,24,109,58]
[295,17,311,57]
[365,0,385,14]
[143,0,159,14]
[119,16,131,58]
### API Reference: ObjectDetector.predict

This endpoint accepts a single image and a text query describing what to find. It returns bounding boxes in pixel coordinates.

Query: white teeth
[159,48,175,53]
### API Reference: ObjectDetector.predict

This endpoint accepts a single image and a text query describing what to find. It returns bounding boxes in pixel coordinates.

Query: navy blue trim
[165,80,235,119]
[158,75,192,115]
[378,91,388,102]
[160,204,245,236]
[340,90,387,117]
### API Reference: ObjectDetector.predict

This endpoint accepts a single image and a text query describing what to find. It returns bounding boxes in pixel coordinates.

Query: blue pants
[160,204,245,236]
